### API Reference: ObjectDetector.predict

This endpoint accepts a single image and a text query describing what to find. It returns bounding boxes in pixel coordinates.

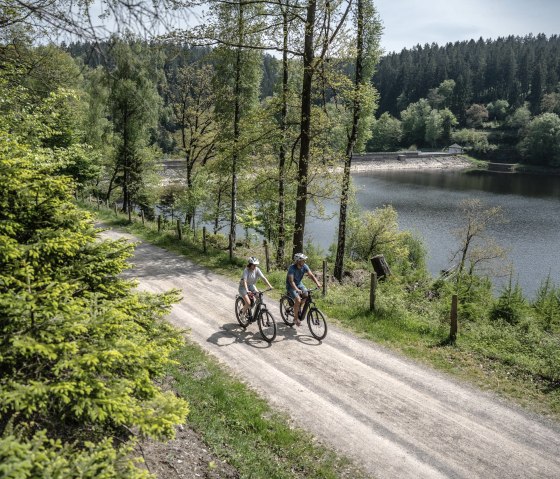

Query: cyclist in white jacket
[239,257,273,318]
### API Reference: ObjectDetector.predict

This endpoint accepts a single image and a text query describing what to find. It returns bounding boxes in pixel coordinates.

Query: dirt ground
[139,425,239,479]
[101,228,560,479]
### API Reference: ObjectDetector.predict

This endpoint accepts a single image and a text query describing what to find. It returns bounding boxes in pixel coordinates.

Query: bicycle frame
[298,287,317,320]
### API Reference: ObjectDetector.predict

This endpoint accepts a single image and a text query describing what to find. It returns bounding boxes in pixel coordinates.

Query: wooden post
[370,272,378,311]
[96,195,100,210]
[264,240,270,273]
[229,234,233,261]
[203,226,207,254]
[322,260,327,296]
[141,209,145,225]
[157,215,162,233]
[114,202,118,216]
[450,294,458,341]
[176,219,182,240]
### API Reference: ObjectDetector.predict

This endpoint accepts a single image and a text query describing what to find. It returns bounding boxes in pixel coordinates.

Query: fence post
[370,272,378,311]
[114,202,118,216]
[264,240,270,273]
[229,234,233,261]
[322,260,327,296]
[157,215,162,233]
[450,294,458,342]
[141,209,145,226]
[176,219,182,240]
[203,226,207,254]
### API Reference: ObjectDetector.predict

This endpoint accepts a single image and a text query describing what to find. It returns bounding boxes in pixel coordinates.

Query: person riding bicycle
[286,253,321,327]
[239,256,273,319]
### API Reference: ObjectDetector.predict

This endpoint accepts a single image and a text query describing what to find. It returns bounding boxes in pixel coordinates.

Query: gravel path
[101,228,560,479]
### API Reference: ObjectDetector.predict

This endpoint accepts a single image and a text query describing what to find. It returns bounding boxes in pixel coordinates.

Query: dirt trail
[101,228,560,479]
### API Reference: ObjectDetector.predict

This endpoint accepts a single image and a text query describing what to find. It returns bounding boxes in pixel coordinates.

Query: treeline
[375,34,560,119]
[366,35,560,165]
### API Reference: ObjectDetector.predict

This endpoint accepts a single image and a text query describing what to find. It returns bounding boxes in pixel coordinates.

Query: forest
[1,1,560,477]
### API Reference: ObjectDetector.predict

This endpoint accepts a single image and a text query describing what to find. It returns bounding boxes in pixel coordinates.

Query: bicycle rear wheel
[279,295,295,326]
[235,296,250,328]
[307,308,327,340]
[258,309,277,343]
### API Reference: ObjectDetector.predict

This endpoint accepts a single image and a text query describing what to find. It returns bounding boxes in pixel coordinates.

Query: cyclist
[286,253,321,326]
[239,256,273,318]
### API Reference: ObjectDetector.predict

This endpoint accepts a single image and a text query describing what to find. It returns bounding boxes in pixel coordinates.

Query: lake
[306,169,560,296]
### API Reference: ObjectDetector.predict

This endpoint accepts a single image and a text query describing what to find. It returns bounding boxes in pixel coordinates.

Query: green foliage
[518,112,560,166]
[491,278,528,325]
[533,276,560,333]
[400,98,432,146]
[0,432,150,479]
[465,103,489,128]
[506,104,532,129]
[451,128,495,153]
[487,99,510,121]
[0,126,188,474]
[368,112,402,151]
[346,205,426,276]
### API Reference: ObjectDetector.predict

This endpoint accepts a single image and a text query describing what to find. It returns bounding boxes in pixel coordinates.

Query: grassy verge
[169,341,367,478]
[87,202,560,423]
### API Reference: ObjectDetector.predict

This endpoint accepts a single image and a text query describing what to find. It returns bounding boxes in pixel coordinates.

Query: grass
[168,341,368,479]
[87,202,560,425]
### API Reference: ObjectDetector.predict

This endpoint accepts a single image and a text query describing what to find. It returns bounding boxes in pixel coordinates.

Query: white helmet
[293,253,308,262]
[248,256,260,265]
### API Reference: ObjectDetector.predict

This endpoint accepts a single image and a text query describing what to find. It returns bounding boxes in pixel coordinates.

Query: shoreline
[347,155,475,172]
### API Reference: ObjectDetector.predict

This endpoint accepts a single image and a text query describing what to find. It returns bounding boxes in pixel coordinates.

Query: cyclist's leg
[288,288,302,325]
[239,285,256,315]
[298,284,309,321]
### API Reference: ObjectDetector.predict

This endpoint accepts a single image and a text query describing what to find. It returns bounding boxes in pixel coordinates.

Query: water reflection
[306,170,560,297]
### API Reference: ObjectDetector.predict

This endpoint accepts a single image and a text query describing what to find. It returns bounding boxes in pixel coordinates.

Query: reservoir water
[306,169,560,296]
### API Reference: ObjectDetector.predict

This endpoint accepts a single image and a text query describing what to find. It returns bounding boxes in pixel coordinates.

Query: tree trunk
[276,6,289,266]
[292,0,317,256]
[334,0,365,281]
[230,1,244,248]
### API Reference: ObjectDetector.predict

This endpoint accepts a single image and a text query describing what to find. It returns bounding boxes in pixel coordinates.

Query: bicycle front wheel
[258,309,277,343]
[279,295,295,326]
[235,296,250,328]
[307,308,327,340]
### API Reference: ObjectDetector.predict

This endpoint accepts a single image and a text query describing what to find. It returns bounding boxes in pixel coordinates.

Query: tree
[0,127,188,476]
[439,107,458,144]
[106,39,161,220]
[368,112,402,151]
[465,103,488,128]
[167,63,217,227]
[334,0,382,281]
[506,104,532,129]
[400,98,431,146]
[487,99,509,121]
[518,112,560,167]
[292,0,353,256]
[451,199,507,294]
[424,109,444,147]
[541,91,560,115]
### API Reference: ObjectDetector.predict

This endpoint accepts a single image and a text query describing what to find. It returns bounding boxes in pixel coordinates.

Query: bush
[490,279,528,325]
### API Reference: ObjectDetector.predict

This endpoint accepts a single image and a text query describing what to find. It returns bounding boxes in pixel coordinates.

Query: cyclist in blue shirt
[286,253,321,326]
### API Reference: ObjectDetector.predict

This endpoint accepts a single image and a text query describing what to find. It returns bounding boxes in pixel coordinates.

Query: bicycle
[279,287,328,340]
[234,288,277,343]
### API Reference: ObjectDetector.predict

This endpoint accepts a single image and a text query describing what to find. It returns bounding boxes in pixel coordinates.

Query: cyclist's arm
[288,273,301,292]
[307,270,322,288]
